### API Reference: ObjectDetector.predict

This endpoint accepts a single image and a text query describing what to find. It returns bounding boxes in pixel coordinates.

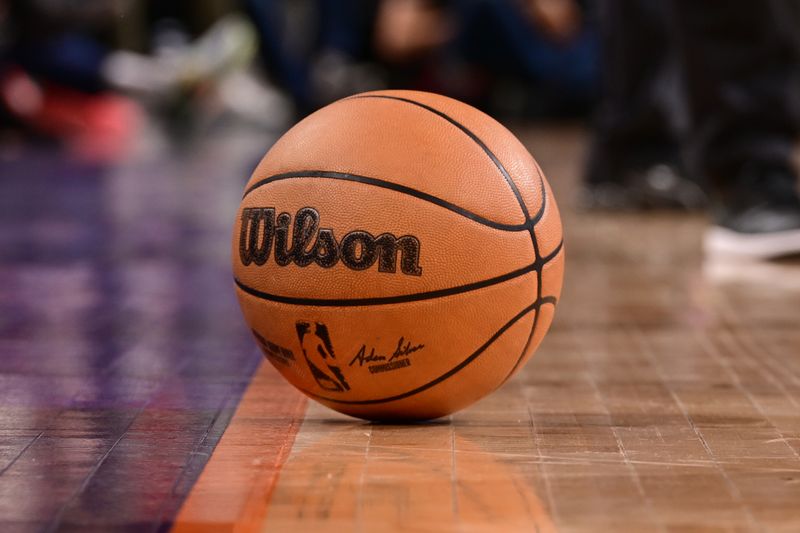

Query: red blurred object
[1,68,142,162]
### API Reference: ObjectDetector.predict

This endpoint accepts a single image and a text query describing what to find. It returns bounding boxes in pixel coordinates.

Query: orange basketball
[232,90,564,421]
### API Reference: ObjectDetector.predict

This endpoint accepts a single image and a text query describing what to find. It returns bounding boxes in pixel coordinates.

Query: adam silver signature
[349,337,425,368]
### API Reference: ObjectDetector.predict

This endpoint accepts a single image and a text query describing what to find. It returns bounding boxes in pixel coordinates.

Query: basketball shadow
[312,417,452,428]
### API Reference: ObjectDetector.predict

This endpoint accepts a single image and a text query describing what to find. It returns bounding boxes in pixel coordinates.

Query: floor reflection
[0,127,274,529]
[264,402,555,533]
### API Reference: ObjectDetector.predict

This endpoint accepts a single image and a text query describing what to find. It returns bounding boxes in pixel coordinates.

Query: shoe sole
[705,225,800,259]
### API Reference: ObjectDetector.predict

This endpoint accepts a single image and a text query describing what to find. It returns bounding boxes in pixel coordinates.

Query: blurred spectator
[1,0,599,157]
[0,0,142,159]
[375,0,597,117]
[247,0,598,117]
[584,1,800,259]
[245,0,384,114]
[0,0,285,159]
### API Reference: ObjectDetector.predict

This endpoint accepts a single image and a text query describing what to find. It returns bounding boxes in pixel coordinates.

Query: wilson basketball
[232,90,564,421]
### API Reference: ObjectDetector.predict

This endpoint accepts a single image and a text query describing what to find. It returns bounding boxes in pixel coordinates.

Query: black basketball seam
[350,94,559,383]
[507,171,555,384]
[243,170,531,232]
[528,172,548,228]
[245,95,561,397]
[349,94,532,222]
[235,240,563,307]
[297,296,557,405]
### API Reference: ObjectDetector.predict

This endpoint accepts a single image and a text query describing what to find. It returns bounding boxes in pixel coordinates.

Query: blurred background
[4,4,800,530]
[0,4,602,523]
[0,0,598,160]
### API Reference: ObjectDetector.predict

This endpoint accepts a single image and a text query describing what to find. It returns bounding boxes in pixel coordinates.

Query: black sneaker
[582,162,707,211]
[704,164,800,259]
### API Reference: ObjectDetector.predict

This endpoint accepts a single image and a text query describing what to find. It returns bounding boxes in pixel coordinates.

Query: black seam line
[528,172,548,229]
[243,170,530,232]
[348,93,554,390]
[350,94,532,221]
[234,240,564,308]
[502,240,564,385]
[300,296,558,406]
[518,172,548,382]
[505,312,542,381]
[488,293,558,394]
[233,245,559,309]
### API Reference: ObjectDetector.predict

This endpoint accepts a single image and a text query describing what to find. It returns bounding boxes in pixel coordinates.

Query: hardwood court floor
[173,126,800,533]
[2,125,800,532]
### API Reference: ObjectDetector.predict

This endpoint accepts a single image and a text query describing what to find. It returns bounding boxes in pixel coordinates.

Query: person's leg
[584,0,703,209]
[12,34,109,93]
[454,0,596,88]
[671,0,800,257]
[244,0,316,112]
[308,0,385,107]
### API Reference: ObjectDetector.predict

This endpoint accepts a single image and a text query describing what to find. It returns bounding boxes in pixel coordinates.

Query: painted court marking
[171,362,308,533]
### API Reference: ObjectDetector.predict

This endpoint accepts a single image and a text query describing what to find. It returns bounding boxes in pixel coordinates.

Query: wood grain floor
[2,124,799,532]
[173,126,800,532]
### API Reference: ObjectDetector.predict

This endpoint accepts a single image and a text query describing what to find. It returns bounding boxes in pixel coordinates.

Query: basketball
[232,90,564,421]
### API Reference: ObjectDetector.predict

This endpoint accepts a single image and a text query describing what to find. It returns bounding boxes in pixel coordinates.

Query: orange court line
[171,361,308,533]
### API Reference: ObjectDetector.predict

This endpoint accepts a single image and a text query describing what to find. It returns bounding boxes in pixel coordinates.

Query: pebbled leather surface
[232,90,564,420]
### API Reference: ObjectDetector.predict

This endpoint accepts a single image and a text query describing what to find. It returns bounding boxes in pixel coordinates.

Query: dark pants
[245,0,378,113]
[588,0,800,194]
[451,0,598,105]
